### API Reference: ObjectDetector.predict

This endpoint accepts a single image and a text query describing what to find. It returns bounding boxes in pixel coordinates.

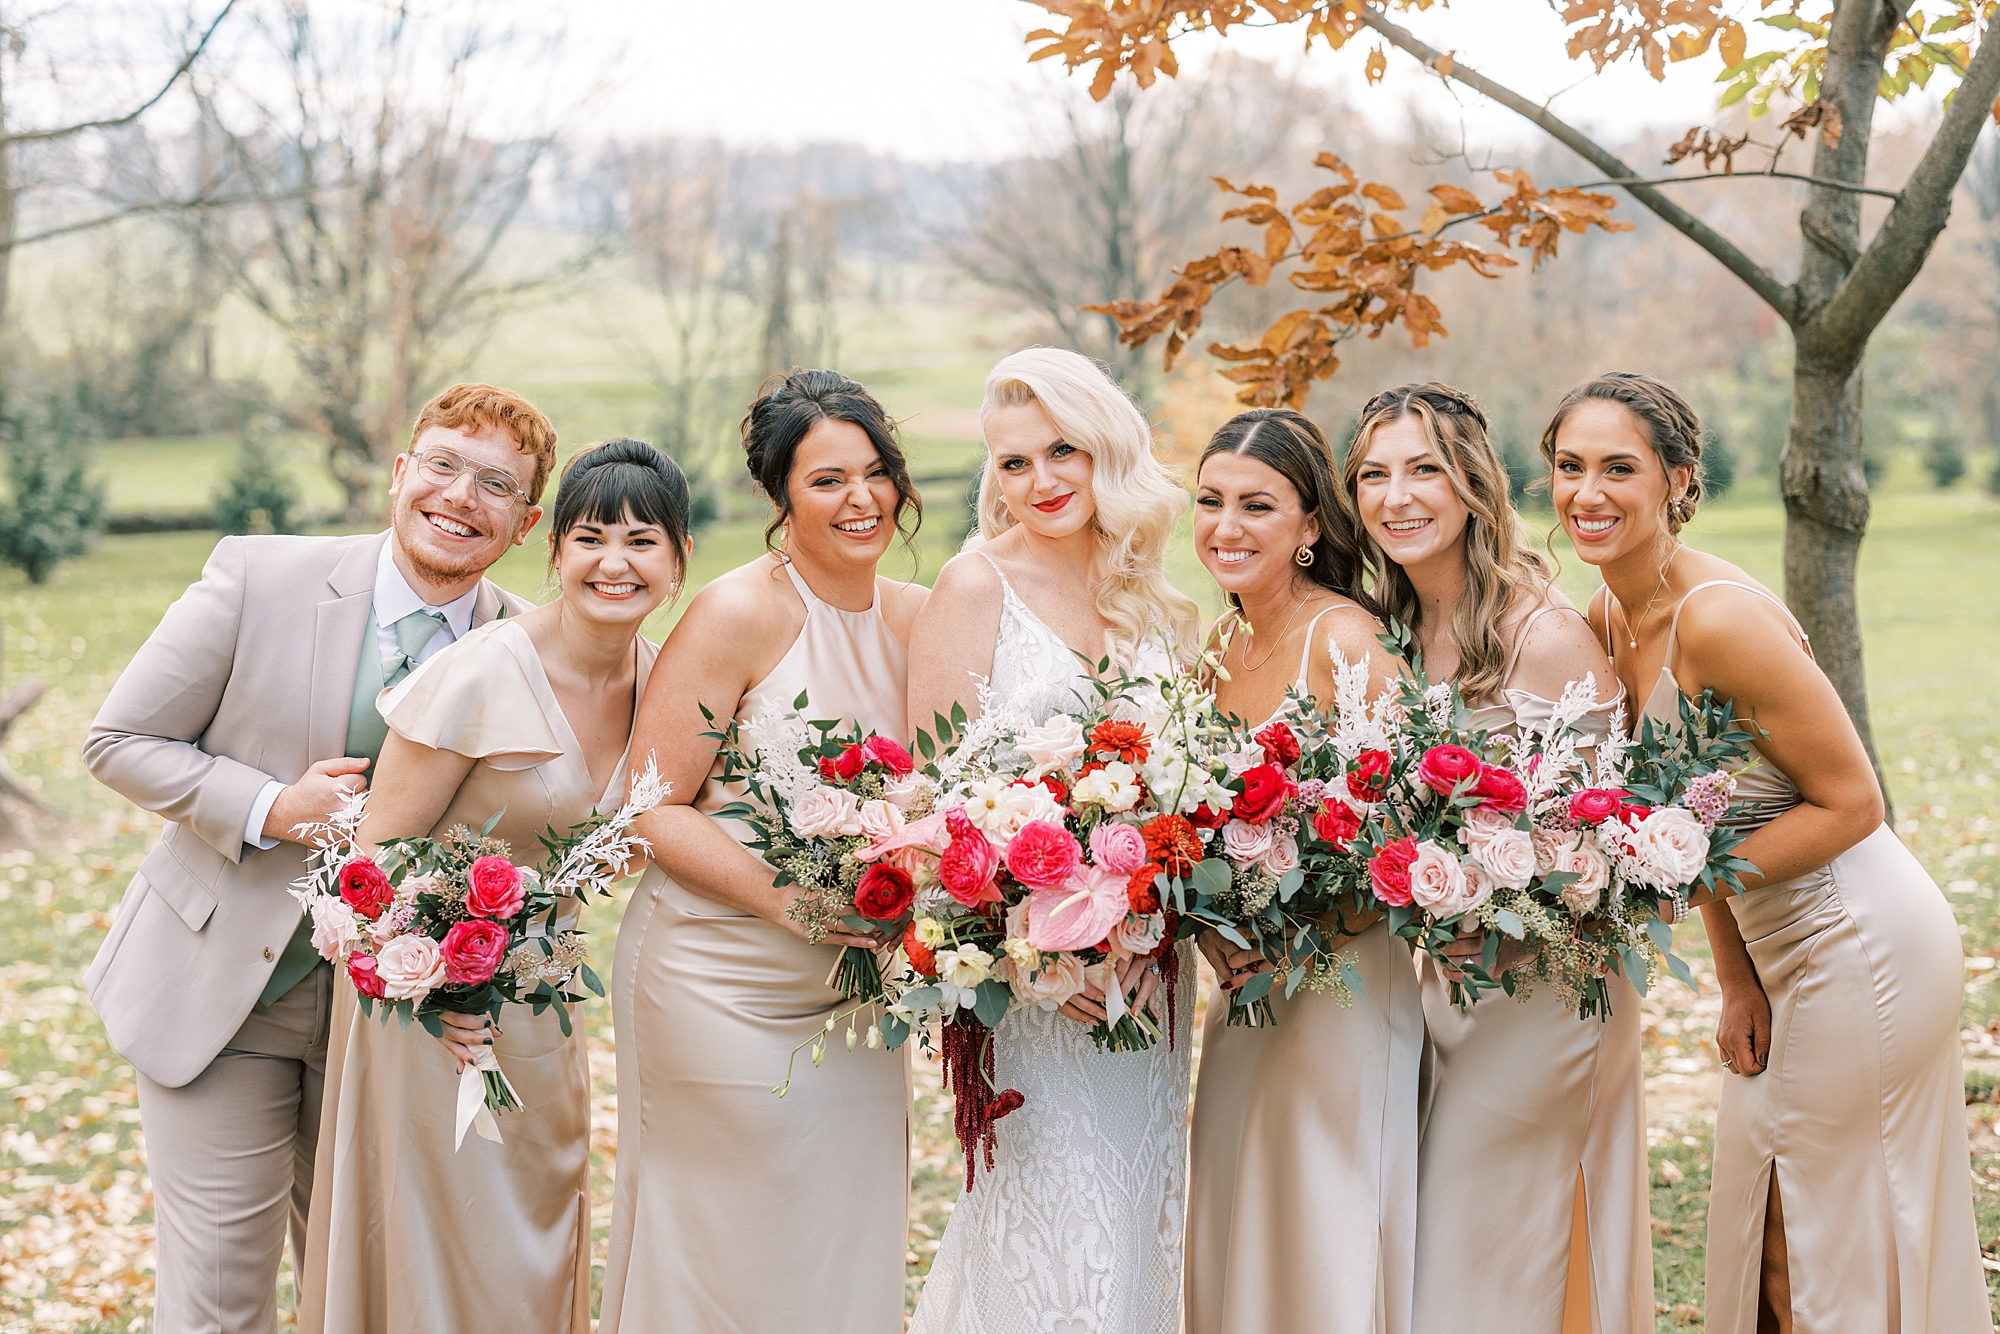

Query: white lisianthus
[306,896,360,962]
[963,776,1063,843]
[1072,761,1141,813]
[1473,828,1538,891]
[1018,714,1087,778]
[790,783,863,839]
[1219,818,1275,868]
[374,933,447,1001]
[934,944,994,1010]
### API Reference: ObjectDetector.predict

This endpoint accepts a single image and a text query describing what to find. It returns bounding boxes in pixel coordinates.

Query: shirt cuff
[244,779,287,851]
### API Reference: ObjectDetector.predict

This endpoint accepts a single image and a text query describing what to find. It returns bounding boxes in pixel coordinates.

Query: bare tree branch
[1570,170,1903,200]
[1814,17,2000,352]
[4,0,237,147]
[1355,3,1800,324]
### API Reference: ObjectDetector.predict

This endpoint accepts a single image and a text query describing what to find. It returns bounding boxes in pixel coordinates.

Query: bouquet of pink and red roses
[289,760,668,1146]
[703,693,939,1005]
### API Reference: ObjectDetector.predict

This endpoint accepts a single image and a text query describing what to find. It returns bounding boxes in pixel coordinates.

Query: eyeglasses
[410,447,531,506]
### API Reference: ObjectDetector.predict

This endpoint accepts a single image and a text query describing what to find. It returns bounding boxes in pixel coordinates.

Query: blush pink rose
[1407,839,1474,915]
[1005,820,1083,888]
[998,949,1085,1010]
[1108,911,1166,958]
[790,784,862,839]
[1219,818,1275,867]
[1626,807,1709,887]
[1088,821,1148,875]
[1260,832,1301,878]
[374,933,447,1001]
[1551,839,1610,914]
[1457,805,1516,848]
[464,856,525,919]
[857,798,904,847]
[1473,828,1537,891]
[440,919,509,986]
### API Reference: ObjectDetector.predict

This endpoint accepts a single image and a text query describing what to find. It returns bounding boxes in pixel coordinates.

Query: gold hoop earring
[1294,546,1315,567]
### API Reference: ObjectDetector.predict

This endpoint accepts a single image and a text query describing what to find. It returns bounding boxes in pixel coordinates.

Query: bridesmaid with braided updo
[1547,371,1986,1334]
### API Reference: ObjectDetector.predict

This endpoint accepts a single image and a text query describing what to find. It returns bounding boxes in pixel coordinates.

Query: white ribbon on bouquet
[455,1048,525,1150]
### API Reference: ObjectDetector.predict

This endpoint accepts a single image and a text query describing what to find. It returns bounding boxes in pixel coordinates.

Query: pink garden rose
[1087,821,1148,876]
[464,856,525,920]
[938,810,1002,907]
[1369,838,1418,907]
[1005,820,1083,889]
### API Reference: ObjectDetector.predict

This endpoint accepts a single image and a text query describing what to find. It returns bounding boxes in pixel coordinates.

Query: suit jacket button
[262,947,274,961]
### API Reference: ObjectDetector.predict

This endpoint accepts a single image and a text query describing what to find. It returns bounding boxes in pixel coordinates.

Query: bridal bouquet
[290,760,668,1147]
[703,694,935,1004]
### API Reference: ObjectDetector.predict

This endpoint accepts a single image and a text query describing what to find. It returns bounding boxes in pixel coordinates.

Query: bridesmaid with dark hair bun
[1547,371,1987,1334]
[600,370,928,1334]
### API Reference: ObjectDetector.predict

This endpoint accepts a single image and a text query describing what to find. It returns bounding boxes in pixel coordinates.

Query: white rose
[790,784,861,839]
[857,799,904,846]
[1630,807,1709,888]
[1260,832,1301,878]
[1108,912,1166,958]
[307,896,360,962]
[881,774,933,810]
[1217,744,1268,778]
[1018,714,1087,777]
[997,949,1084,1010]
[1219,818,1275,867]
[1072,761,1141,813]
[1552,839,1610,914]
[1457,805,1516,849]
[1474,828,1537,891]
[1008,781,1066,828]
[374,933,447,1001]
[1407,839,1477,917]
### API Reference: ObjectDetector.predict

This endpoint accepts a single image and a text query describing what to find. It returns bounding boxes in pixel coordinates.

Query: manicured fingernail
[483,1036,492,1045]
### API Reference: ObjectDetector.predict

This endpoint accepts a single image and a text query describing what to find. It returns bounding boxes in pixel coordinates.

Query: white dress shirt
[241,538,481,850]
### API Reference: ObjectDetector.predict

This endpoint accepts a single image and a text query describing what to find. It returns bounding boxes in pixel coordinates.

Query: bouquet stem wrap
[456,1046,525,1150]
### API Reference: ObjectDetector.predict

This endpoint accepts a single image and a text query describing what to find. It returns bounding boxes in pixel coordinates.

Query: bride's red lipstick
[1033,494,1072,513]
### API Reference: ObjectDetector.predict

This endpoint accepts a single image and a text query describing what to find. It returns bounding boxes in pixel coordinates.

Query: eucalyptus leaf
[973,978,1011,1027]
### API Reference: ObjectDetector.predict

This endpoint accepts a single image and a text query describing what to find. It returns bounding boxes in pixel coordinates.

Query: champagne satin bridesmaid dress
[1413,605,1652,1334]
[1630,581,1988,1334]
[303,618,655,1334]
[1186,607,1426,1334]
[599,561,911,1334]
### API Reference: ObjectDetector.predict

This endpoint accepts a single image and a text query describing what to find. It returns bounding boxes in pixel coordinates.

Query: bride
[904,346,1202,1334]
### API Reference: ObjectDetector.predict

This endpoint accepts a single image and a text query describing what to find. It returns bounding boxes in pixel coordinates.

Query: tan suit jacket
[83,530,532,1088]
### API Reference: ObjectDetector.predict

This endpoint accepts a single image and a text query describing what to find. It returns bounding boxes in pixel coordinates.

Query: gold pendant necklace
[1618,541,1683,650]
[1240,590,1315,672]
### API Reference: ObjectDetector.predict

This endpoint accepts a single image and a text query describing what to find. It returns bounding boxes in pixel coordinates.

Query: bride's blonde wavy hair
[974,347,1201,667]
[1339,382,1551,704]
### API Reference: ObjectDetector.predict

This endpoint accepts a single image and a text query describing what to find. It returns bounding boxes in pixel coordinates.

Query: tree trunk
[1780,358,1888,805]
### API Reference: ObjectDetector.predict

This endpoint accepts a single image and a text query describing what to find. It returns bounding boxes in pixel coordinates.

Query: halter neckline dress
[908,551,1196,1334]
[600,559,912,1334]
[1185,601,1427,1334]
[1618,579,1987,1334]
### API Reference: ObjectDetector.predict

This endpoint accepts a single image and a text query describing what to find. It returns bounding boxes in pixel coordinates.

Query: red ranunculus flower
[902,920,937,976]
[1004,820,1082,888]
[337,857,394,921]
[860,736,915,777]
[855,864,915,920]
[1568,787,1628,826]
[1126,863,1163,915]
[347,951,388,999]
[1187,802,1229,830]
[1254,721,1300,767]
[831,745,866,781]
[464,856,526,919]
[938,811,1002,907]
[1231,763,1295,824]
[1347,749,1393,802]
[1416,744,1483,798]
[1617,801,1654,826]
[1141,814,1201,878]
[1313,799,1363,851]
[816,756,841,780]
[1089,719,1151,764]
[1368,837,1419,907]
[440,918,510,986]
[1472,764,1528,815]
[1039,773,1069,806]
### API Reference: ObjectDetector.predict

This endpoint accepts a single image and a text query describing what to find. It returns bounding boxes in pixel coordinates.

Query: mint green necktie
[260,607,447,1008]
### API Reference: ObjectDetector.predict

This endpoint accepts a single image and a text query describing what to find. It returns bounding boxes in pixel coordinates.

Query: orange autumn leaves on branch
[1084,156,1631,410]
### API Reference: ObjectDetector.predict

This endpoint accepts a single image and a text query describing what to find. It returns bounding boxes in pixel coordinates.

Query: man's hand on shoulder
[262,757,371,844]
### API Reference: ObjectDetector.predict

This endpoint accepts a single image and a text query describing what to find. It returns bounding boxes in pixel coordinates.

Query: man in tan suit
[83,384,557,1333]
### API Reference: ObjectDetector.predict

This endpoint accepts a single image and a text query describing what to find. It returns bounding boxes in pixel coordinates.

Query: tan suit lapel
[471,578,509,628]
[309,533,389,760]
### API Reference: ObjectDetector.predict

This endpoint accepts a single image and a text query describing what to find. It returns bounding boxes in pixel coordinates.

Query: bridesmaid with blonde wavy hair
[1344,383,1651,1334]
[904,346,1201,1334]
[1547,371,1985,1334]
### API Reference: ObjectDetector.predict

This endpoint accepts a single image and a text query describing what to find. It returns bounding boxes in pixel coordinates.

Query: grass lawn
[0,457,1995,1331]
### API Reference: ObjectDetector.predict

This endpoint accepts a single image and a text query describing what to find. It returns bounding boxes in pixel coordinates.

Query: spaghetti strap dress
[302,616,655,1334]
[1625,579,1987,1334]
[598,561,912,1334]
[1185,604,1426,1334]
[1412,603,1652,1334]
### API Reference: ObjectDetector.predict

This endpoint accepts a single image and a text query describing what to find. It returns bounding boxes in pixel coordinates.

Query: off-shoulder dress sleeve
[377,619,564,771]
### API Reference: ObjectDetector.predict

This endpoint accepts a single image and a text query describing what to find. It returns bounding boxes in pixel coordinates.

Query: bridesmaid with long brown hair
[1545,371,1986,1334]
[1344,383,1651,1334]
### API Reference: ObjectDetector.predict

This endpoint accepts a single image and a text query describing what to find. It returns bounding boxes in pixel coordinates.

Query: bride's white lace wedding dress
[909,554,1195,1334]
